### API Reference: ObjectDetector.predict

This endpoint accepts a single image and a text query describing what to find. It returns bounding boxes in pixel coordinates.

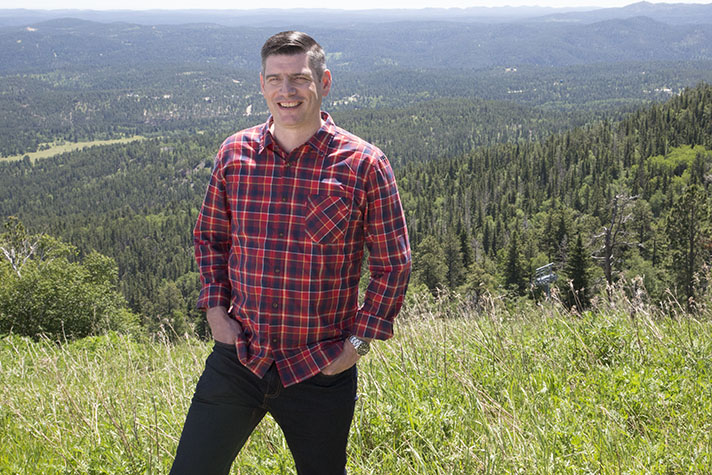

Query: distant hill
[536,1,712,25]
[0,6,592,28]
[1,15,711,74]
[2,3,712,28]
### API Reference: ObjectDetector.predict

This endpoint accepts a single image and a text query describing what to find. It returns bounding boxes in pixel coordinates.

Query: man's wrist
[348,335,371,356]
[206,306,229,320]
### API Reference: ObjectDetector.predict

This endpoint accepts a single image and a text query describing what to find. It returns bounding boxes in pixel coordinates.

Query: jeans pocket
[213,341,238,359]
[311,365,357,391]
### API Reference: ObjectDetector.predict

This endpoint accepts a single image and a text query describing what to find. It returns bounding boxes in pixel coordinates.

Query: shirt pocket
[304,193,352,245]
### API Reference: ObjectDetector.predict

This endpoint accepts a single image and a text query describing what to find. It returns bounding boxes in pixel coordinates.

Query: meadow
[0,137,145,162]
[1,286,710,474]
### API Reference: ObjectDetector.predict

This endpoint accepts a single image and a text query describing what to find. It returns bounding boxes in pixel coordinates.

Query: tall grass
[1,285,711,474]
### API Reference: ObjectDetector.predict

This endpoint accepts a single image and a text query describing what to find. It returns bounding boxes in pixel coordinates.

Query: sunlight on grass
[1,287,710,473]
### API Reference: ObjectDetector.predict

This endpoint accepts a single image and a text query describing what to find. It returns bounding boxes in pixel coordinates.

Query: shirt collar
[260,111,336,155]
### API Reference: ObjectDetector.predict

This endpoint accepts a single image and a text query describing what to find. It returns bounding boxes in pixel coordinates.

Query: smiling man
[170,31,411,475]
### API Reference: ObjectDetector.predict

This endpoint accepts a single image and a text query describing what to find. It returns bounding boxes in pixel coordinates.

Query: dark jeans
[170,341,357,475]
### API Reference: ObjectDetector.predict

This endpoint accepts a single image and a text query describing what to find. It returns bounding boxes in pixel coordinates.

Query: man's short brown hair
[261,31,327,80]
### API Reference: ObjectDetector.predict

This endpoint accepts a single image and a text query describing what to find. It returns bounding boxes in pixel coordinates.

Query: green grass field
[1,289,710,474]
[0,137,145,162]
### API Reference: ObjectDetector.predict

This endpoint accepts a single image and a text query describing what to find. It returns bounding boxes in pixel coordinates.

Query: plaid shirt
[194,112,411,387]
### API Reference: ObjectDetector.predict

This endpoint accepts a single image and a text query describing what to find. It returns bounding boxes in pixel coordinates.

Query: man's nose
[280,79,296,95]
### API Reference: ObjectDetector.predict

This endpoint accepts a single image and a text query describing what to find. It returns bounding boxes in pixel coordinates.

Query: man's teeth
[279,102,300,108]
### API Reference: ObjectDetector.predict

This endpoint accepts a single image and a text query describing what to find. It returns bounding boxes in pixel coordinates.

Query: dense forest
[4,61,711,157]
[1,6,712,338]
[2,83,710,335]
[402,84,712,307]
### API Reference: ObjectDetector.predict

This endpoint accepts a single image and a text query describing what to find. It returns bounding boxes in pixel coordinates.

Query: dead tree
[593,193,638,296]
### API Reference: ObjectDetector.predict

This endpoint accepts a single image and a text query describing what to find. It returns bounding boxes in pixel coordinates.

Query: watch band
[348,335,370,356]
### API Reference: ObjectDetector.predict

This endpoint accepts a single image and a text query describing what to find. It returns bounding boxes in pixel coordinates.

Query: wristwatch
[348,335,371,356]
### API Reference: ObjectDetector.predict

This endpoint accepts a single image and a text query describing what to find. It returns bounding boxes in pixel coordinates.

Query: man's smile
[278,101,302,108]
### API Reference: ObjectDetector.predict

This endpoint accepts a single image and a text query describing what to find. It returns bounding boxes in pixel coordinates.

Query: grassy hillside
[1,287,710,474]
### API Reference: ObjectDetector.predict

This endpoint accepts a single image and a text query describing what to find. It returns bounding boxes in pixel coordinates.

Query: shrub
[0,220,138,340]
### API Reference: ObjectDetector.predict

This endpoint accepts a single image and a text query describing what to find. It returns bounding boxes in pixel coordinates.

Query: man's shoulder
[330,125,385,161]
[219,123,265,152]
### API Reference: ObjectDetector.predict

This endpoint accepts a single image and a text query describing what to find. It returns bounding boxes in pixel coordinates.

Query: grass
[0,137,145,162]
[1,287,711,474]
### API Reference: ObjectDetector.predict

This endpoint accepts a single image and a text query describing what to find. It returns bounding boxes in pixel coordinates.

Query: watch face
[350,336,370,356]
[349,335,370,356]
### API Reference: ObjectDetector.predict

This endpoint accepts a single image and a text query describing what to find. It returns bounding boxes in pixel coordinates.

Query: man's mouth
[278,101,301,109]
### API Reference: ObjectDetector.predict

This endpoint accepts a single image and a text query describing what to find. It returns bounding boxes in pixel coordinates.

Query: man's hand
[321,337,372,376]
[206,306,242,345]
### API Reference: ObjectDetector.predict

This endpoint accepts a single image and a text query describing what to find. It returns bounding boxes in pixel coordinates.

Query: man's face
[260,52,331,135]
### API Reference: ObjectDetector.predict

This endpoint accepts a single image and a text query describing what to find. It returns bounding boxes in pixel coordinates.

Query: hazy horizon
[3,0,711,12]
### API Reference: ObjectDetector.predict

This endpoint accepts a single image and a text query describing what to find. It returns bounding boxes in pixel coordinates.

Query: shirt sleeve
[194,150,232,310]
[353,154,411,340]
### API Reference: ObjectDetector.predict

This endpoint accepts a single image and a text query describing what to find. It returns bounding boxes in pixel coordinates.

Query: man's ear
[321,69,332,97]
[259,73,265,94]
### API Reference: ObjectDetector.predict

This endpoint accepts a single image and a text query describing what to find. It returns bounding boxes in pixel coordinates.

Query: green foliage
[442,229,466,290]
[2,58,712,326]
[0,221,138,340]
[412,236,447,296]
[402,84,712,304]
[140,275,205,340]
[562,234,593,310]
[647,144,706,176]
[664,184,712,310]
[502,232,526,295]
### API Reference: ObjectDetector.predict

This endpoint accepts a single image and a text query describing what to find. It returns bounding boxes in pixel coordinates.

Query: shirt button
[274,267,281,274]
[272,302,279,309]
[281,196,288,202]
[278,232,285,238]
[271,337,278,344]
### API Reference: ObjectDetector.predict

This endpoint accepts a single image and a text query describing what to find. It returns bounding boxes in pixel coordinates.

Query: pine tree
[413,235,448,296]
[564,233,592,310]
[665,185,711,311]
[443,230,466,289]
[503,232,525,295]
[458,228,474,270]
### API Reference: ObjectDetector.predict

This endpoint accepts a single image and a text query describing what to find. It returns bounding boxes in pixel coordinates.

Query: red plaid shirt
[194,112,411,387]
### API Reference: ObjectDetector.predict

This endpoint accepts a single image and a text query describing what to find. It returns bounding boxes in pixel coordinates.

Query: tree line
[403,83,712,311]
[1,83,711,339]
[4,60,712,157]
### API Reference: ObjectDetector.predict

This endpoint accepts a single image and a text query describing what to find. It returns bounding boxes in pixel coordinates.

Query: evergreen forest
[1,5,712,338]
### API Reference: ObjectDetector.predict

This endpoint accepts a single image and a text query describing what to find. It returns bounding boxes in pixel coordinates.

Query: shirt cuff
[196,284,231,310]
[352,310,394,341]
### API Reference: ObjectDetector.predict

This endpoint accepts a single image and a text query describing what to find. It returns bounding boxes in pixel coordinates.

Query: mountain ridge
[2,15,711,74]
[2,2,712,28]
[535,1,712,25]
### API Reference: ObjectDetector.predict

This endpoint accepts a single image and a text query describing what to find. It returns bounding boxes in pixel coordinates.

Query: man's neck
[270,119,323,155]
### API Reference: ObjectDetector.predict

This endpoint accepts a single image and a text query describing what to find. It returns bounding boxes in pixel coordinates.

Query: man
[170,31,411,475]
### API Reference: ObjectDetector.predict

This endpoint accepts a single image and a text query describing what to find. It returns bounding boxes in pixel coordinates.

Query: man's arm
[353,153,411,341]
[322,153,411,375]
[194,151,233,320]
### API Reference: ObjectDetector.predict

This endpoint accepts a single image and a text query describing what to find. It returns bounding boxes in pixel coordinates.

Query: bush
[0,225,138,340]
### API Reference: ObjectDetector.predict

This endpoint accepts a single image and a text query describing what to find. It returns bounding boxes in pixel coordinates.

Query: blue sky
[3,0,710,11]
